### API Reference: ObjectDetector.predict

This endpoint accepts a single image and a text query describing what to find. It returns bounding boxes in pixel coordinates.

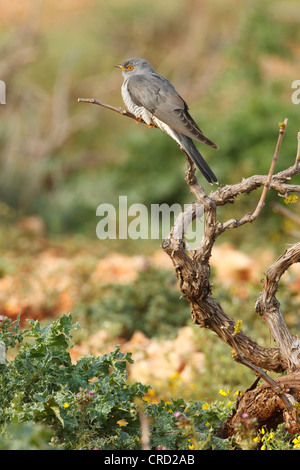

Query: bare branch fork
[79,97,300,434]
[161,118,300,434]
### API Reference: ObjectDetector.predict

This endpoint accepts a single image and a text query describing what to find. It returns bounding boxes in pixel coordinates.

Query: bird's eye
[127,65,133,71]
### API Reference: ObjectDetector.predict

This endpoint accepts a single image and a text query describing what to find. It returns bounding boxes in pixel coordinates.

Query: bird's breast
[121,81,153,125]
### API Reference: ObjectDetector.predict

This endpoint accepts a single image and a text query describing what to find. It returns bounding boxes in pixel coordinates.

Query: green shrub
[0,314,234,450]
[0,314,298,450]
[75,266,190,339]
[0,314,148,450]
[146,398,233,450]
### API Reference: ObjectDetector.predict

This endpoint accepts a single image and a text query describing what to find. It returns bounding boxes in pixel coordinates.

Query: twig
[77,98,155,126]
[212,170,300,208]
[215,119,298,233]
[251,119,288,219]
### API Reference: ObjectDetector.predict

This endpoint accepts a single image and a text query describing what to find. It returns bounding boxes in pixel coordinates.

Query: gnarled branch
[255,243,300,372]
[79,97,300,433]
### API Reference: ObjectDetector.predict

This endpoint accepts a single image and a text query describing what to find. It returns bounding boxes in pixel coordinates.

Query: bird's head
[114,58,154,77]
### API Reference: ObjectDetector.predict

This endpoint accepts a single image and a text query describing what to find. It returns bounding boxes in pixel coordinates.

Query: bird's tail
[178,134,218,185]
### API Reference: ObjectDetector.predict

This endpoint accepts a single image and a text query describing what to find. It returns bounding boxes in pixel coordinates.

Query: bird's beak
[114,64,125,70]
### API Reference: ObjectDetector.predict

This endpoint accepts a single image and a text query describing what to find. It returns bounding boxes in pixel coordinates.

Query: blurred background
[0,0,299,400]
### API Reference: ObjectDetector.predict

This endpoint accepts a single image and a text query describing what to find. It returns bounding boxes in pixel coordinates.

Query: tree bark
[219,372,300,438]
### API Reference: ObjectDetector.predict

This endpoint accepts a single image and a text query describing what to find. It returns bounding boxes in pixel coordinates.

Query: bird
[115,58,219,184]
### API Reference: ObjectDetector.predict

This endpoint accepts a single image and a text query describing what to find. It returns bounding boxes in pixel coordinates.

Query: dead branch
[255,243,300,372]
[80,97,300,434]
[228,333,300,433]
[219,372,300,437]
[78,98,157,126]
[165,120,300,434]
[163,120,299,433]
[161,120,300,370]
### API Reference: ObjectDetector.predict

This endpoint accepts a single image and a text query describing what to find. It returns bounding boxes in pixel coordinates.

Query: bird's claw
[135,117,155,128]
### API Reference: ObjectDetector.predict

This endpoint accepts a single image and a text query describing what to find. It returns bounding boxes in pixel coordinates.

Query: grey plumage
[115,58,218,184]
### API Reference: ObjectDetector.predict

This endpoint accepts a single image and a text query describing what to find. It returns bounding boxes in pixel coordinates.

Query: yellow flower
[292,436,300,448]
[279,121,286,131]
[188,444,195,450]
[227,401,232,406]
[233,320,242,335]
[117,419,128,427]
[202,403,209,410]
[284,194,298,205]
[205,422,210,427]
[63,402,69,408]
[253,436,260,443]
[260,444,266,450]
[219,389,229,397]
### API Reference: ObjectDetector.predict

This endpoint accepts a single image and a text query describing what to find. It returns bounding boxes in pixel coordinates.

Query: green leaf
[44,398,65,428]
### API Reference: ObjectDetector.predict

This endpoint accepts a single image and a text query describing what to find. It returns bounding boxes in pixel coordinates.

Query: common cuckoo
[115,58,218,184]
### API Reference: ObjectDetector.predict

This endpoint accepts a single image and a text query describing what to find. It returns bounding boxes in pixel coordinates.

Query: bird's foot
[135,117,155,128]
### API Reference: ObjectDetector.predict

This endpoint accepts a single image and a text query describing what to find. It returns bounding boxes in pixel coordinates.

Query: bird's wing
[127,74,218,150]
